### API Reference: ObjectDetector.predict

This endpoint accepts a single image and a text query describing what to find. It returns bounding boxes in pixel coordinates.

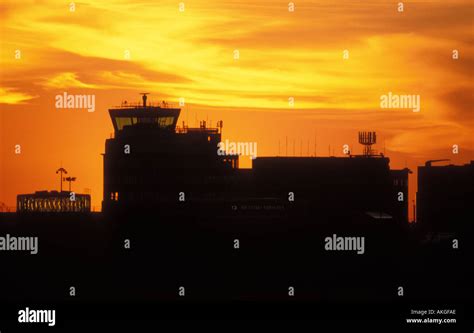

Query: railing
[175,126,220,134]
[17,194,91,213]
[115,101,177,109]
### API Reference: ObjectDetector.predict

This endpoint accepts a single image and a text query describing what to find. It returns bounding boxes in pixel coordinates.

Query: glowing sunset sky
[1,0,473,214]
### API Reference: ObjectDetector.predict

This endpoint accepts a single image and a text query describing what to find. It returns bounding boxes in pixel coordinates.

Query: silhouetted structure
[358,131,377,156]
[102,95,238,213]
[102,106,409,225]
[252,156,407,223]
[64,176,77,192]
[417,160,474,231]
[17,191,91,213]
[56,167,68,192]
[3,96,472,317]
[390,168,412,224]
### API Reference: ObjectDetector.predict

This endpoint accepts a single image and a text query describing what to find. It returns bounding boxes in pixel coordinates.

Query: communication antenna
[314,133,317,157]
[217,120,223,134]
[358,131,376,156]
[140,93,150,107]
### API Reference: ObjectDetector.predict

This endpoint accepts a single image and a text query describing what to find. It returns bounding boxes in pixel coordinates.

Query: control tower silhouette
[102,94,235,213]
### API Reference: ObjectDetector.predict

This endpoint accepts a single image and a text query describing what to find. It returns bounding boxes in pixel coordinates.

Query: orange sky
[1,0,473,216]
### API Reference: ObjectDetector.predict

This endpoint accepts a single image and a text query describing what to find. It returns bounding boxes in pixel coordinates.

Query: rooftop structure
[102,94,236,213]
[417,160,474,231]
[17,191,91,213]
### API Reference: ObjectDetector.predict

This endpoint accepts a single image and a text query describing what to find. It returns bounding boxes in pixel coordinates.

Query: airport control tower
[102,94,238,213]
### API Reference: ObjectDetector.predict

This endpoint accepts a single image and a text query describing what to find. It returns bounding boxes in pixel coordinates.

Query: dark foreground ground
[0,211,472,331]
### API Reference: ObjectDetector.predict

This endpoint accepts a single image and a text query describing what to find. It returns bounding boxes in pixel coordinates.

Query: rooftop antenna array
[359,131,376,156]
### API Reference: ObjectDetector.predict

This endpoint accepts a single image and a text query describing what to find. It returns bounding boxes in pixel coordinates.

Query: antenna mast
[358,131,376,157]
[140,92,150,107]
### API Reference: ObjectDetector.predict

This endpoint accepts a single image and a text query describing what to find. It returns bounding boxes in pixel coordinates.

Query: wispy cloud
[0,88,37,104]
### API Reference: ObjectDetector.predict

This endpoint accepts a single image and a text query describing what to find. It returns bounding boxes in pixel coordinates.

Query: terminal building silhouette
[16,94,472,230]
[417,160,474,232]
[101,94,411,225]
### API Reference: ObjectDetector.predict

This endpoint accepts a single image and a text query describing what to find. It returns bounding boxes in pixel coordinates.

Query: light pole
[56,168,68,192]
[63,177,76,192]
